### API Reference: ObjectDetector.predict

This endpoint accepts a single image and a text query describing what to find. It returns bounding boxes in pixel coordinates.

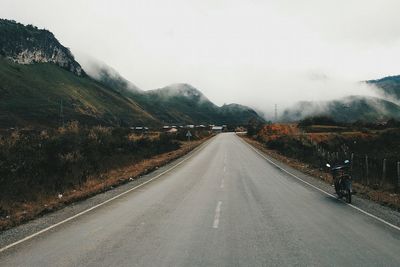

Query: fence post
[381,158,386,187]
[350,153,354,173]
[397,162,400,192]
[365,155,369,185]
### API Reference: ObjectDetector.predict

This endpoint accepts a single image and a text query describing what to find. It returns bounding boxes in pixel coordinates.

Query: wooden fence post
[381,158,386,187]
[365,155,369,185]
[350,153,354,173]
[397,161,400,192]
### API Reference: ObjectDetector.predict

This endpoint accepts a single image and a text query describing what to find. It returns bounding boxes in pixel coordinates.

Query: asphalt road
[1,133,400,266]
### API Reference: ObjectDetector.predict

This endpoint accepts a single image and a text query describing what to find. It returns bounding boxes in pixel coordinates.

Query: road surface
[1,133,400,266]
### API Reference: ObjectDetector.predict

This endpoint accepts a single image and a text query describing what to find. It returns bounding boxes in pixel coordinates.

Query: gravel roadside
[0,136,214,250]
[239,135,400,229]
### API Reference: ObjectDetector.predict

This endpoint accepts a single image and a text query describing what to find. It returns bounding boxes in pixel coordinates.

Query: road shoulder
[238,134,400,230]
[0,136,214,251]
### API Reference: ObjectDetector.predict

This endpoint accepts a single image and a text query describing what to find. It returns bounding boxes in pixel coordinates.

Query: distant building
[211,126,223,133]
[167,128,178,133]
[133,127,148,132]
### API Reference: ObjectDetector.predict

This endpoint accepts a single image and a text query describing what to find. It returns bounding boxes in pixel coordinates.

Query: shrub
[298,116,339,127]
[0,123,182,202]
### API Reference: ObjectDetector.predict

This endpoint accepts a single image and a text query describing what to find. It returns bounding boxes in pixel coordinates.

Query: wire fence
[313,143,400,191]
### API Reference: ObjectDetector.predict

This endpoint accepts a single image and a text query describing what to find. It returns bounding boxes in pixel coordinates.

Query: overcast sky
[2,0,400,117]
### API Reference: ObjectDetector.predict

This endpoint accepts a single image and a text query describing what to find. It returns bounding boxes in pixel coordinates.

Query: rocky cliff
[0,19,84,76]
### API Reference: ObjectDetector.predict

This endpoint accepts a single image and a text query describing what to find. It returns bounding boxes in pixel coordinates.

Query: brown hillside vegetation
[0,123,212,231]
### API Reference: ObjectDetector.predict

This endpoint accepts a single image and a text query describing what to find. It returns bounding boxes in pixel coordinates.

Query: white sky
[2,0,400,117]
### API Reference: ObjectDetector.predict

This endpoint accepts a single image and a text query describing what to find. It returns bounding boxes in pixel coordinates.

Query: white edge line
[238,136,400,232]
[0,137,215,254]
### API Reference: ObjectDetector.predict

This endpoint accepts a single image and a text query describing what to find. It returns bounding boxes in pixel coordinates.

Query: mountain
[282,95,400,122]
[81,59,264,125]
[0,56,158,127]
[0,19,263,127]
[134,83,220,124]
[367,75,400,101]
[219,103,262,125]
[131,83,263,125]
[0,19,83,76]
[80,58,264,125]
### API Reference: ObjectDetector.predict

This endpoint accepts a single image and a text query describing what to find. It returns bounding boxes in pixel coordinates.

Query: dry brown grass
[258,124,301,142]
[258,123,375,144]
[0,138,209,231]
[240,135,400,210]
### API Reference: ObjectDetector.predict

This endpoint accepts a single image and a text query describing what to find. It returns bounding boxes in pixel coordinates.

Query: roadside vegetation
[246,116,400,209]
[0,122,211,230]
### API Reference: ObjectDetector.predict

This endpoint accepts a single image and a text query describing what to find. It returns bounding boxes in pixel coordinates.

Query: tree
[247,118,263,136]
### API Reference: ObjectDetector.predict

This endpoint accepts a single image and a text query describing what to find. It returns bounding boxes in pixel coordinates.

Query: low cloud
[234,70,381,120]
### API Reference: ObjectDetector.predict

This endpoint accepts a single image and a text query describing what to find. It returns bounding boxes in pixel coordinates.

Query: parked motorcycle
[326,160,352,203]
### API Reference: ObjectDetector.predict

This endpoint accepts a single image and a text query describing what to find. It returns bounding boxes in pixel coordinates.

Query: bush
[0,123,181,202]
[299,116,339,127]
[266,136,318,164]
[247,118,263,136]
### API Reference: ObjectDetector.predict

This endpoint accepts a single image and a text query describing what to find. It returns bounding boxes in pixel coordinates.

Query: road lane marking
[220,178,225,189]
[238,136,400,232]
[0,137,216,254]
[213,201,222,229]
[223,165,226,173]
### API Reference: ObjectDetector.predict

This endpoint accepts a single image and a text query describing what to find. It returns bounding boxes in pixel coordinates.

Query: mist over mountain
[368,75,400,103]
[281,95,400,122]
[281,76,400,123]
[80,55,264,125]
[0,19,263,127]
[81,58,142,94]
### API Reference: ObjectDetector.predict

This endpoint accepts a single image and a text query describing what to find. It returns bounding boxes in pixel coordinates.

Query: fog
[2,0,400,118]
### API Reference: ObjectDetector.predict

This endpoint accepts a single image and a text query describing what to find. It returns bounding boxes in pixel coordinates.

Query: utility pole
[274,104,278,123]
[59,100,64,127]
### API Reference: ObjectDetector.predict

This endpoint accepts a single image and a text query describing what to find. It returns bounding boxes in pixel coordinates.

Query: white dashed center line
[213,201,222,229]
